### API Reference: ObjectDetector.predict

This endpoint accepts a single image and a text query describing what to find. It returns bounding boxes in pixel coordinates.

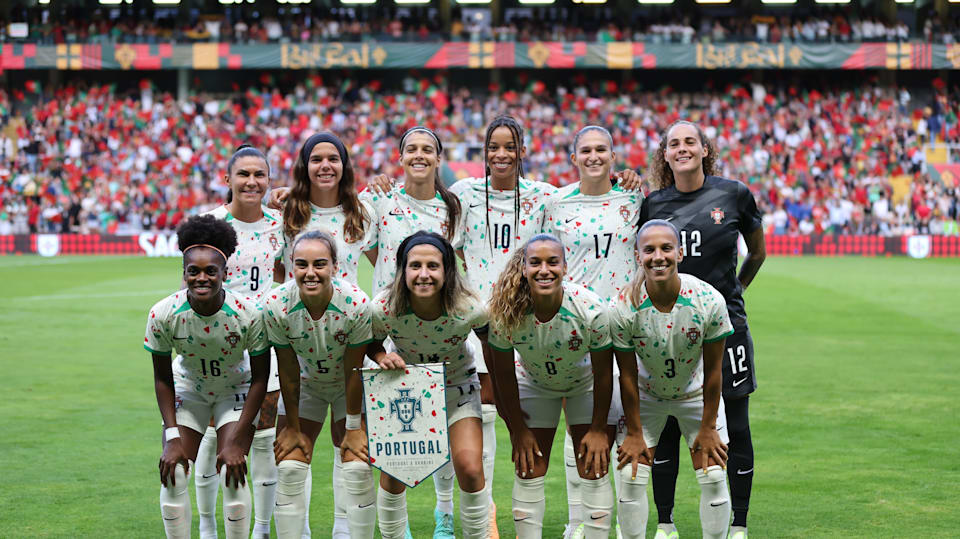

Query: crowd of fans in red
[0,76,957,237]
[3,8,960,44]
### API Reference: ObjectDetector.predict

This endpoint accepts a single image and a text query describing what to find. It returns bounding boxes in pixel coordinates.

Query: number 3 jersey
[488,282,613,394]
[261,279,373,397]
[144,289,269,396]
[450,177,557,304]
[639,176,762,331]
[370,292,488,388]
[610,274,733,402]
[544,183,643,304]
[203,205,285,304]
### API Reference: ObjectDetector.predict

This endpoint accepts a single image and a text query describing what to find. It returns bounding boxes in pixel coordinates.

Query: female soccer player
[487,233,616,539]
[611,219,733,539]
[367,231,490,539]
[639,121,766,539]
[544,125,644,536]
[263,230,375,539]
[195,145,285,539]
[145,214,269,539]
[280,131,378,537]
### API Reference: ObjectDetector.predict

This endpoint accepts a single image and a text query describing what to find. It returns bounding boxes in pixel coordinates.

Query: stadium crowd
[4,10,960,44]
[0,77,957,237]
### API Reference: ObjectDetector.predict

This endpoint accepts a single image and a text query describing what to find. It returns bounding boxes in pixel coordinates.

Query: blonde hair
[488,234,564,333]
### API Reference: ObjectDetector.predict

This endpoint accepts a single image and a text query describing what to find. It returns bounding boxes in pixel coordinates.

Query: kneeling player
[264,230,376,539]
[612,220,733,539]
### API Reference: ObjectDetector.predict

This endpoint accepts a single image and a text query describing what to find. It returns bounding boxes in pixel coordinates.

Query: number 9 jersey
[203,205,285,304]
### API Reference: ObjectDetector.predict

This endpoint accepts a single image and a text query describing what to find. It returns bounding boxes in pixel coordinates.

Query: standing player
[146,215,270,539]
[196,145,285,539]
[640,121,766,539]
[367,231,490,539]
[280,131,378,538]
[543,126,643,537]
[263,230,375,539]
[611,219,733,539]
[487,234,616,539]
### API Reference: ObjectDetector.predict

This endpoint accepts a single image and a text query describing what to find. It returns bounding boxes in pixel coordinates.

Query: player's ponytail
[399,126,460,242]
[488,247,530,333]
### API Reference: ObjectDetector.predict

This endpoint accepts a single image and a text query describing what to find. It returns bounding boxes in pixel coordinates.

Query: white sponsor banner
[361,363,449,488]
[138,233,182,257]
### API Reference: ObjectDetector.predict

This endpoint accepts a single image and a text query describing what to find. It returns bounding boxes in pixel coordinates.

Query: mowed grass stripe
[0,255,957,537]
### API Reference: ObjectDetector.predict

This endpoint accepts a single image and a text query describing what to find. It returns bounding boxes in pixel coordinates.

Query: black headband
[399,126,443,154]
[401,235,449,262]
[301,132,349,166]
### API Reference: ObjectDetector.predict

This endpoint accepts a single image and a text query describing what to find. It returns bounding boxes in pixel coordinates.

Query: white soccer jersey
[203,205,285,304]
[362,186,461,296]
[144,289,269,396]
[488,282,613,393]
[262,279,373,397]
[543,184,643,303]
[610,274,733,402]
[281,201,377,285]
[370,291,488,388]
[451,177,557,303]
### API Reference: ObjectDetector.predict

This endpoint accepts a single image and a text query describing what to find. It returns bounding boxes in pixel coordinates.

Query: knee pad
[377,487,408,539]
[697,466,730,539]
[433,460,455,509]
[617,464,650,538]
[481,403,497,424]
[342,461,376,538]
[160,461,192,539]
[580,476,614,535]
[274,460,308,539]
[512,476,545,538]
[459,487,491,539]
[220,467,252,539]
[342,461,375,500]
[332,448,347,519]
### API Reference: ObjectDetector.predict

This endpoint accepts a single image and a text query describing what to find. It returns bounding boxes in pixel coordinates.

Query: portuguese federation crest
[710,207,725,225]
[684,327,701,345]
[389,388,422,433]
[225,332,241,349]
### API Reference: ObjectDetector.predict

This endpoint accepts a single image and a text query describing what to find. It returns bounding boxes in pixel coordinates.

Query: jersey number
[233,393,246,411]
[316,359,329,374]
[200,358,221,377]
[545,361,557,375]
[493,224,511,250]
[250,266,260,291]
[727,345,747,375]
[679,230,701,257]
[418,353,441,363]
[664,358,676,378]
[593,233,613,259]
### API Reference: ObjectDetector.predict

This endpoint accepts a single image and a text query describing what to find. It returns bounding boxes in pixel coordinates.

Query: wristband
[164,426,181,442]
[345,414,362,430]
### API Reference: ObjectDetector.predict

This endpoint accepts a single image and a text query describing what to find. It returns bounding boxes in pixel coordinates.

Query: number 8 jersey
[203,205,285,304]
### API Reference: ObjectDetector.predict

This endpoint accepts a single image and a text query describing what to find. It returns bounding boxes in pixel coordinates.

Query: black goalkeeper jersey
[639,176,763,331]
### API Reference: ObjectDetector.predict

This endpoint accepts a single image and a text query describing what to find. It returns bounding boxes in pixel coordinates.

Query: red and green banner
[2,42,960,71]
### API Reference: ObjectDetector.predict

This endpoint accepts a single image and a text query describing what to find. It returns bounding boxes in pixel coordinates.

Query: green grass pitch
[0,255,957,537]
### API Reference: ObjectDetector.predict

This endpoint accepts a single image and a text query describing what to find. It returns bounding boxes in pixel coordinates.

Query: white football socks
[512,475,545,538]
[251,427,278,538]
[459,486,491,539]
[377,487,408,539]
[580,476,614,538]
[342,461,377,539]
[301,465,312,538]
[195,426,219,539]
[563,431,583,531]
[617,464,650,539]
[481,403,497,503]
[159,460,193,539]
[274,460,309,539]
[220,465,252,539]
[433,460,455,514]
[332,449,349,538]
[697,465,730,539]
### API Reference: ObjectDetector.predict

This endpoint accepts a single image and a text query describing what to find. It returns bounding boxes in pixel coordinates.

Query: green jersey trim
[144,344,171,356]
[590,343,613,352]
[249,347,271,357]
[562,187,581,200]
[399,187,443,201]
[489,342,514,353]
[269,341,292,349]
[220,302,239,317]
[636,294,694,311]
[173,301,192,315]
[613,345,635,352]
[347,338,373,348]
[289,300,345,316]
[704,329,735,344]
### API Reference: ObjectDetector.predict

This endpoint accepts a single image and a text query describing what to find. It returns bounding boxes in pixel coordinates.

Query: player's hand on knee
[510,427,542,478]
[218,422,254,488]
[578,428,610,479]
[274,427,313,464]
[616,431,652,480]
[369,174,396,194]
[377,352,406,370]
[341,428,369,463]
[691,428,728,471]
[268,187,291,210]
[614,169,643,191]
[159,439,190,487]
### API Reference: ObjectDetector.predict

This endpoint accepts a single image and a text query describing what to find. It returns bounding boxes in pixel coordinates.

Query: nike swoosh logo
[590,514,605,520]
[163,517,178,521]
[737,468,753,475]
[632,335,647,340]
[276,502,293,507]
[389,208,404,216]
[359,501,375,509]
[469,203,483,208]
[732,378,748,387]
[565,217,577,224]
[263,481,277,486]
[227,517,242,521]
[618,498,636,504]
[653,458,670,464]
[514,517,530,522]
[710,501,728,507]
[202,473,217,479]
[457,400,471,408]
[172,337,188,341]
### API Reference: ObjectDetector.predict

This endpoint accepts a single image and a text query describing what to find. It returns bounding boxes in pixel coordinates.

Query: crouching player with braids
[263,230,376,539]
[611,220,733,539]
[145,215,270,538]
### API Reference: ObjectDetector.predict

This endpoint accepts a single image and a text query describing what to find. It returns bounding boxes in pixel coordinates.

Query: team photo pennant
[361,363,449,488]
